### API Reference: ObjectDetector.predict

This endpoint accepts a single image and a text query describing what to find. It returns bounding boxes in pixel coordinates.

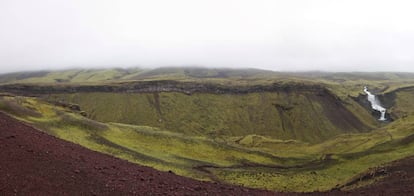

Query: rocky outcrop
[353,86,414,121]
[352,92,394,121]
[0,80,330,95]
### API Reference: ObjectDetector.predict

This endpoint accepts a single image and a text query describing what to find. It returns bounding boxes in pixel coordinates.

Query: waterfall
[364,86,386,121]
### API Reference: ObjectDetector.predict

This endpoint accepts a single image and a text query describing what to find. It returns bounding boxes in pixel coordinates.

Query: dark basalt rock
[51,101,82,112]
[69,104,81,111]
[378,91,397,109]
[272,104,294,111]
[0,80,329,96]
[352,89,399,122]
[79,111,88,117]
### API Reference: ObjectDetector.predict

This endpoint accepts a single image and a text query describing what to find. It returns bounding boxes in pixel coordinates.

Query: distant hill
[1,67,414,86]
[0,67,276,84]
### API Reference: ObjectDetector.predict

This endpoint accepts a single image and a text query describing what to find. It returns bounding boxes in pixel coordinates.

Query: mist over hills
[1,67,414,85]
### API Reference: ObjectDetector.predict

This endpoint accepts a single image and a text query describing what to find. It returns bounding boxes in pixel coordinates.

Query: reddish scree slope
[344,156,414,195]
[0,112,277,196]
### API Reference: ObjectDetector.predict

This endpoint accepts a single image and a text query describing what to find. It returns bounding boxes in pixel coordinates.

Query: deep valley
[1,68,414,193]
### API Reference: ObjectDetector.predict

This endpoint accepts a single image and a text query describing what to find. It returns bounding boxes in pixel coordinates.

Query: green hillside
[0,68,414,192]
[48,90,373,143]
[2,67,414,88]
[0,67,274,84]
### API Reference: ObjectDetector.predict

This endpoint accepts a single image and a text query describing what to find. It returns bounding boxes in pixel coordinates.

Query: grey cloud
[0,0,414,73]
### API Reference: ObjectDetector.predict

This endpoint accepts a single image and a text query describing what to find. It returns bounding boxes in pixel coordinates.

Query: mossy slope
[49,90,371,143]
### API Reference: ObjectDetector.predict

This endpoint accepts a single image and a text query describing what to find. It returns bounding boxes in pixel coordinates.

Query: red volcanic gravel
[0,112,278,195]
[315,156,414,196]
[346,156,414,195]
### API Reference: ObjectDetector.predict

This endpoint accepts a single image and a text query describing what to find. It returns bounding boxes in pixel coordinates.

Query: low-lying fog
[1,0,414,73]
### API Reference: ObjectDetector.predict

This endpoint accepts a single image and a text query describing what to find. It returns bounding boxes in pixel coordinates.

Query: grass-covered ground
[1,89,414,192]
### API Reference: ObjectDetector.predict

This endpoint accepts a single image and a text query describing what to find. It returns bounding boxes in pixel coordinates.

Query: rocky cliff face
[380,87,414,119]
[352,86,414,121]
[0,80,329,95]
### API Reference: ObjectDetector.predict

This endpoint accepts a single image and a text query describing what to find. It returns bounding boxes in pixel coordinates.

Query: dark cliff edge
[0,80,333,96]
[378,86,414,109]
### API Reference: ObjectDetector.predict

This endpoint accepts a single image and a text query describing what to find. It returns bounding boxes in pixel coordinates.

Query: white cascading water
[364,86,386,121]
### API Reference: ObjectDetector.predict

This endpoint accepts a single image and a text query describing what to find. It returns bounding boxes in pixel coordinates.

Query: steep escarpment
[0,80,327,95]
[380,86,414,119]
[43,82,372,143]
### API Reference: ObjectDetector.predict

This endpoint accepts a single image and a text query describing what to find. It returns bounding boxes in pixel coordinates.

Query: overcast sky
[1,0,414,73]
